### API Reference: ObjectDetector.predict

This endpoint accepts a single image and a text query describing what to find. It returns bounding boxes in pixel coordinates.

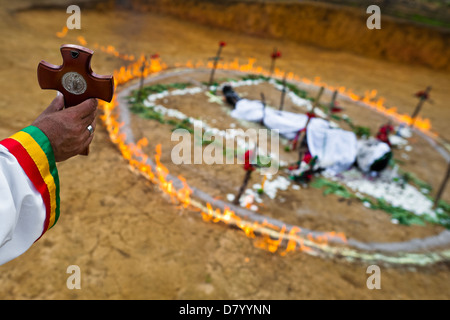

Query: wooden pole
[433,162,450,209]
[233,169,253,205]
[234,144,258,206]
[312,86,325,113]
[410,86,431,128]
[279,73,287,111]
[269,47,277,78]
[327,90,338,118]
[138,55,147,100]
[260,92,266,126]
[297,86,324,163]
[208,45,224,87]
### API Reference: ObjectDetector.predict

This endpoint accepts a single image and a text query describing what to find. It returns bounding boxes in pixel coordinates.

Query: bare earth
[0,2,449,300]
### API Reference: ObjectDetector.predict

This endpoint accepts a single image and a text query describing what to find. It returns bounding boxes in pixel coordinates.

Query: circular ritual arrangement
[97,44,450,268]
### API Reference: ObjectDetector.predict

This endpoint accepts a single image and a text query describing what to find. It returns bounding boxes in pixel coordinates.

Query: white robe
[0,146,48,266]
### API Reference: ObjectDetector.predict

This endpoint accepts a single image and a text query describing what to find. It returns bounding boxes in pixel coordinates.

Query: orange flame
[56,26,68,38]
[69,29,433,133]
[179,57,433,132]
[83,34,434,132]
[77,36,87,46]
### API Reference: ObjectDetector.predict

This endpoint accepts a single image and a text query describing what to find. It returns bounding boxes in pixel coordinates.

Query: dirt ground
[0,1,449,300]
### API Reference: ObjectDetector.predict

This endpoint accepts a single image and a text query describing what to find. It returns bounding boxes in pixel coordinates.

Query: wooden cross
[37,44,114,108]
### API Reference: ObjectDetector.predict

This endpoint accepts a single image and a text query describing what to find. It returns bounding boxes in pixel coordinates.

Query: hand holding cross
[36,44,114,156]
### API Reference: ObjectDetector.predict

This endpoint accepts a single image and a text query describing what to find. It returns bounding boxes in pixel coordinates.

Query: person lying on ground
[221,84,391,176]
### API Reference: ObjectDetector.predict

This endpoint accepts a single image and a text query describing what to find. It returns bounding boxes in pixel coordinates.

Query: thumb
[43,92,65,114]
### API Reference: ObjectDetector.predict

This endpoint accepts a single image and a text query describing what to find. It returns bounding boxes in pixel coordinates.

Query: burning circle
[104,61,450,267]
[62,71,87,95]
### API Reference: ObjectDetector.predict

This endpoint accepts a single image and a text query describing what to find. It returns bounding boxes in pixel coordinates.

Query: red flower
[150,53,160,59]
[219,41,226,47]
[379,124,394,135]
[377,132,389,145]
[306,112,316,118]
[330,102,343,113]
[376,123,394,145]
[330,106,343,113]
[303,152,312,164]
[243,150,255,171]
[271,51,281,59]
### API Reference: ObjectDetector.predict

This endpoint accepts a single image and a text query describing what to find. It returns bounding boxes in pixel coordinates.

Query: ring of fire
[62,34,450,267]
[97,61,450,267]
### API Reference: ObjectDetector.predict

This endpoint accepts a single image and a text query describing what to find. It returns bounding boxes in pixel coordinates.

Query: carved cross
[37,44,114,107]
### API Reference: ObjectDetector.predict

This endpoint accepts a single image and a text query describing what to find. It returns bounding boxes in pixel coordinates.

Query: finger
[81,99,98,119]
[91,118,97,131]
[81,107,98,127]
[87,118,97,136]
[71,98,98,119]
[44,94,65,115]
[79,129,95,155]
[77,120,96,156]
[80,119,97,141]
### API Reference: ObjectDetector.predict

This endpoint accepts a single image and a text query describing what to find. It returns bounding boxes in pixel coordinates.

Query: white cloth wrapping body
[356,138,391,172]
[231,99,266,123]
[306,118,358,174]
[230,99,359,174]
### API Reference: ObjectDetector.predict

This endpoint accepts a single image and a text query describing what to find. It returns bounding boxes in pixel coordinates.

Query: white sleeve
[0,145,47,266]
